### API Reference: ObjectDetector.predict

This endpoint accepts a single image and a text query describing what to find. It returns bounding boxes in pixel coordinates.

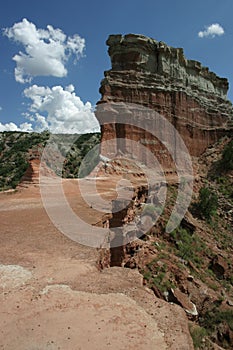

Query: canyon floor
[0,177,194,350]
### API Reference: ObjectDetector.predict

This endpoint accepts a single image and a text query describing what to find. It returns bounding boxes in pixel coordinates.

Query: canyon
[0,34,233,349]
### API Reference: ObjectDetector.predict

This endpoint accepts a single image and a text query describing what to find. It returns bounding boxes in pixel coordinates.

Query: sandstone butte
[1,35,233,350]
[96,33,233,170]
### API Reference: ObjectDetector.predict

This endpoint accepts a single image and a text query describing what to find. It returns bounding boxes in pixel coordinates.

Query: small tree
[221,140,233,171]
[198,186,218,222]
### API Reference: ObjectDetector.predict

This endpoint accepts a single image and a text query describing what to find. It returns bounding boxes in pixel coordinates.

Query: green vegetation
[208,139,233,205]
[196,186,218,222]
[170,227,204,267]
[215,176,233,204]
[152,270,175,292]
[0,131,50,190]
[220,139,233,171]
[0,131,101,191]
[62,133,101,178]
[142,261,175,294]
[141,140,233,350]
[189,325,207,349]
[200,308,233,334]
[141,203,162,220]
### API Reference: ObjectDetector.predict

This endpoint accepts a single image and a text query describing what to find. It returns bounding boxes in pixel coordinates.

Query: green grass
[189,325,207,349]
[170,227,204,267]
[200,309,233,332]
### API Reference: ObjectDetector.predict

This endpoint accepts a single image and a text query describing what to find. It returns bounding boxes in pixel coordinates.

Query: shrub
[221,140,233,171]
[189,325,207,349]
[197,186,218,222]
[62,132,101,178]
[170,227,204,266]
[141,203,162,220]
[200,309,233,332]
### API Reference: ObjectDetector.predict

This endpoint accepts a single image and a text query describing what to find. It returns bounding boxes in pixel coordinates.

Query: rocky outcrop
[98,182,166,267]
[96,34,233,168]
[19,150,57,187]
[168,288,198,318]
[209,255,229,280]
[19,158,41,186]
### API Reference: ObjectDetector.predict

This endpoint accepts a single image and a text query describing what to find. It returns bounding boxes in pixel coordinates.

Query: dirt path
[0,178,193,349]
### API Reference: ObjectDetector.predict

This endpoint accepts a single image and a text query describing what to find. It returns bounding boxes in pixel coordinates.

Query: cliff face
[96,34,233,166]
[19,158,41,186]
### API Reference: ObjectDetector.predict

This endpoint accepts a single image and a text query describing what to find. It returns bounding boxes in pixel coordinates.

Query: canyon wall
[96,34,233,169]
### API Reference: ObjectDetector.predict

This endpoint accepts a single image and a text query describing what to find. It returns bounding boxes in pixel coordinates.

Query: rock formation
[19,162,40,186]
[96,34,233,169]
[19,149,56,187]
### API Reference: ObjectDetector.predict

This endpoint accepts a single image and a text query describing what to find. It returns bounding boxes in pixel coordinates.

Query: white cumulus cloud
[23,84,100,133]
[3,18,85,83]
[198,23,224,38]
[0,122,33,132]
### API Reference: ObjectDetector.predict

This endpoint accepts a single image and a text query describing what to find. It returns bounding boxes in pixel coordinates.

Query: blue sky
[0,0,233,133]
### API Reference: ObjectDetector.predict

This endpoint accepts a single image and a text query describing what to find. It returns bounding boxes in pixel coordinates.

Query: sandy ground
[0,178,193,350]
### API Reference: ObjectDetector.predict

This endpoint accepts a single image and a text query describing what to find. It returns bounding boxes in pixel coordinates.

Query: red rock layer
[96,34,233,169]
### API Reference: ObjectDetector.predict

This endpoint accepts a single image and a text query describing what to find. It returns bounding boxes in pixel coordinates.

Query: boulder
[169,288,198,318]
[209,255,228,279]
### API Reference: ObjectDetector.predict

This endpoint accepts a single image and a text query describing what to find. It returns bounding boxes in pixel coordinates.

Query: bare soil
[0,178,193,350]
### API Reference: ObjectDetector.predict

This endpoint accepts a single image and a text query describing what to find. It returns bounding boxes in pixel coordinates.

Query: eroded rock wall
[96,34,233,167]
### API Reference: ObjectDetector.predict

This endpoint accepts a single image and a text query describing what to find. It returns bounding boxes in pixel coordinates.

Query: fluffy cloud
[198,23,224,38]
[0,122,32,132]
[23,84,100,133]
[3,18,85,83]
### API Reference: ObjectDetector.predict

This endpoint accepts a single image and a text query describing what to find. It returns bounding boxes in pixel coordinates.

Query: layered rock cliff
[96,34,233,167]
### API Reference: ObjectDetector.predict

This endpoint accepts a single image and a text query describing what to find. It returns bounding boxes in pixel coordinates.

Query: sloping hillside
[0,131,101,191]
[1,131,232,349]
[107,137,233,349]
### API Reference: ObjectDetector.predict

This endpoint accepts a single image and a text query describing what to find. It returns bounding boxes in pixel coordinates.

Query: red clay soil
[0,177,194,350]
